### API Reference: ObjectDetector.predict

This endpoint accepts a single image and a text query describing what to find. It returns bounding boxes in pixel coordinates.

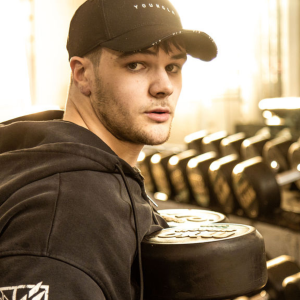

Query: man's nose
[149,69,174,99]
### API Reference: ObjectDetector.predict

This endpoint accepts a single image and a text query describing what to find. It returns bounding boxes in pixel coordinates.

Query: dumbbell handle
[276,169,300,186]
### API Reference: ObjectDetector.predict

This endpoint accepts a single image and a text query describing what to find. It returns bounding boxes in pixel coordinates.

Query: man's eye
[166,64,180,73]
[127,62,145,71]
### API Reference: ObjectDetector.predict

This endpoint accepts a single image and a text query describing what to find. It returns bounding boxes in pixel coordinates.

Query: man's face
[89,44,187,146]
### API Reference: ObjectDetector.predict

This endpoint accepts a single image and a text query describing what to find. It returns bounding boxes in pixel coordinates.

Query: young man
[0,0,217,299]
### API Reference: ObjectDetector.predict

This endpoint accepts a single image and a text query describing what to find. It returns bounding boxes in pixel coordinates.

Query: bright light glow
[263,110,273,119]
[266,116,282,126]
[138,151,146,162]
[233,164,244,175]
[260,291,267,297]
[184,130,207,144]
[233,157,262,175]
[24,105,61,114]
[222,139,229,146]
[243,140,251,147]
[0,105,61,123]
[154,192,168,201]
[188,152,216,169]
[169,156,179,166]
[209,161,220,172]
[0,0,32,122]
[297,165,300,172]
[259,98,300,110]
[218,154,238,165]
[283,277,294,286]
[168,0,263,112]
[271,161,278,169]
[187,158,198,169]
[267,255,291,269]
[151,154,161,164]
[200,152,217,161]
[203,131,227,144]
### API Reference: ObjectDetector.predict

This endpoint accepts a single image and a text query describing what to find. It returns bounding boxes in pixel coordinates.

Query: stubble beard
[91,75,173,146]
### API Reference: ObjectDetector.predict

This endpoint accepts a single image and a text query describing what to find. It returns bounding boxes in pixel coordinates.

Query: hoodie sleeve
[0,255,107,300]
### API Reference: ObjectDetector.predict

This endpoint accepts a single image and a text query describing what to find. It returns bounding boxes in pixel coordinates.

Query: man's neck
[63,92,143,167]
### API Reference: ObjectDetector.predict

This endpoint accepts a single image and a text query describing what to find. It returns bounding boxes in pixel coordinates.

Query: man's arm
[0,255,106,300]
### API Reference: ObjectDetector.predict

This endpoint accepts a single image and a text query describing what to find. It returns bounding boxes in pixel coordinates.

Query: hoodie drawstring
[115,164,144,300]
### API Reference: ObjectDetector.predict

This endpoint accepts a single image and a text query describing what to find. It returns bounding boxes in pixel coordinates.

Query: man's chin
[143,131,171,146]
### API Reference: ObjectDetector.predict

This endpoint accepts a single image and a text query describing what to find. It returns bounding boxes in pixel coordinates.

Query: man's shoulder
[0,120,112,152]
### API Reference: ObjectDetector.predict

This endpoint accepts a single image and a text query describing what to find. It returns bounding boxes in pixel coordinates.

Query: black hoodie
[0,120,166,300]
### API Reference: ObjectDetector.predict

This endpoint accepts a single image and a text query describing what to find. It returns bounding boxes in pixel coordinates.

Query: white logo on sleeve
[0,282,49,300]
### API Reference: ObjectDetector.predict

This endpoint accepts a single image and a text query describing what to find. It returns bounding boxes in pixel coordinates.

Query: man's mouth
[145,108,171,122]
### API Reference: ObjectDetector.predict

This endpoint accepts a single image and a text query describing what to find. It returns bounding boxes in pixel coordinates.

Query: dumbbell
[209,154,244,215]
[184,130,209,153]
[220,132,247,157]
[137,148,160,194]
[288,139,300,190]
[142,223,267,300]
[242,128,294,172]
[235,255,300,300]
[167,149,200,203]
[149,130,219,201]
[185,151,220,209]
[183,131,246,210]
[263,135,295,175]
[146,131,241,205]
[209,132,296,215]
[201,130,228,157]
[149,150,182,201]
[283,272,300,300]
[232,156,300,218]
[266,255,300,300]
[158,208,227,227]
[241,129,271,160]
[190,131,269,213]
[207,131,260,215]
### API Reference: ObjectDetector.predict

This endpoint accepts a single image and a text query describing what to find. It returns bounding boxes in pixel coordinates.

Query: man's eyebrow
[117,49,158,58]
[116,49,187,60]
[171,53,187,60]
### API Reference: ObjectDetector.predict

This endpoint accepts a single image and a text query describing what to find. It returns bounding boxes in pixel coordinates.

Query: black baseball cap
[67,0,217,62]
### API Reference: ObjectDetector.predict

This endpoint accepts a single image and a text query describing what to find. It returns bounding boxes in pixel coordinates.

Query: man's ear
[70,56,92,96]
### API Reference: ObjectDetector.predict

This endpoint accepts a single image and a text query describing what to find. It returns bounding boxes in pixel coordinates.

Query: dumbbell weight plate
[184,130,208,153]
[202,131,228,157]
[283,272,300,300]
[267,255,300,300]
[142,223,267,300]
[209,154,242,214]
[241,135,270,160]
[186,151,218,208]
[263,136,294,174]
[158,209,226,227]
[168,150,199,203]
[232,157,281,218]
[220,132,247,157]
[138,149,158,194]
[288,140,300,189]
[232,156,300,218]
[150,151,178,200]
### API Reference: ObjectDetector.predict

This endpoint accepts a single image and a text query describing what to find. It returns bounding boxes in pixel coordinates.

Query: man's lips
[145,108,171,122]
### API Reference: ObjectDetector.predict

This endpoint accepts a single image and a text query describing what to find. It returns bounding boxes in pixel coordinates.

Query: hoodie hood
[0,120,143,206]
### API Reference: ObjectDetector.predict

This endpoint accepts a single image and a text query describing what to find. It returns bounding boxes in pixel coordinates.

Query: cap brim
[101,25,217,62]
